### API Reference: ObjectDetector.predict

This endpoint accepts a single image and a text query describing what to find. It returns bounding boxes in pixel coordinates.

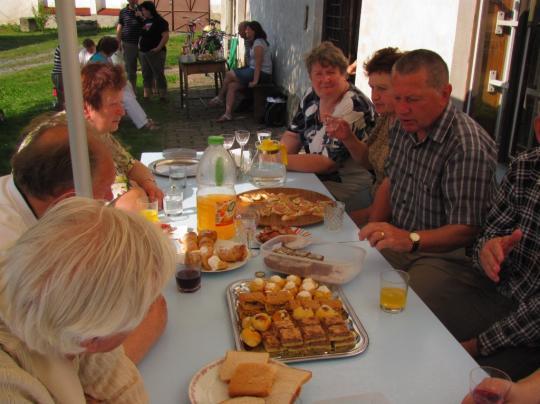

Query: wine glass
[235,130,250,173]
[469,366,511,404]
[222,133,235,151]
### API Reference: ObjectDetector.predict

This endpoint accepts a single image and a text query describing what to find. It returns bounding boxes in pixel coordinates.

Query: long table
[139,153,477,404]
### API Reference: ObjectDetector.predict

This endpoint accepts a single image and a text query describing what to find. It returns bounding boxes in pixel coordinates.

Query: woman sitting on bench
[209,21,273,122]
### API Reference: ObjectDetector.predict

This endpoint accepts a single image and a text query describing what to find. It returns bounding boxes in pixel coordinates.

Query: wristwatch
[409,232,420,252]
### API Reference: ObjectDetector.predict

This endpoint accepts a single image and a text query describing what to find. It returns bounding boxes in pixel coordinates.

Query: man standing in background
[117,0,143,91]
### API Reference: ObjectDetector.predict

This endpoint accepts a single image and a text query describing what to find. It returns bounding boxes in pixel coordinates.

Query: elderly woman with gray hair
[0,197,175,402]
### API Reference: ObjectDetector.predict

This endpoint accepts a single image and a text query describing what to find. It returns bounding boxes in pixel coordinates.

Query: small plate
[255,226,311,245]
[189,357,284,404]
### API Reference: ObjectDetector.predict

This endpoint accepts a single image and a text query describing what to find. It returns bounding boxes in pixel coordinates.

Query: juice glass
[197,194,236,239]
[138,198,159,223]
[379,269,409,313]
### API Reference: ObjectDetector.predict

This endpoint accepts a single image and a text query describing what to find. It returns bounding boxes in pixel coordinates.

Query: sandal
[216,114,232,123]
[208,96,223,107]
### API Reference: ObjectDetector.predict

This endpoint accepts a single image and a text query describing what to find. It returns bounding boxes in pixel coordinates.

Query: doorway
[321,0,362,66]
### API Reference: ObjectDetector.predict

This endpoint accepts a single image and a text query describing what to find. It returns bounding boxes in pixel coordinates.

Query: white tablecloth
[138,152,477,404]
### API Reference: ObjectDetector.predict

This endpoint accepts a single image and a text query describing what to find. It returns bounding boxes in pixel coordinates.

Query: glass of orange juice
[137,198,159,223]
[380,269,409,313]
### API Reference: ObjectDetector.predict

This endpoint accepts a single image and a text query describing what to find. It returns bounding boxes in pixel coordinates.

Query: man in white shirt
[78,38,96,66]
[0,117,166,364]
[0,117,115,252]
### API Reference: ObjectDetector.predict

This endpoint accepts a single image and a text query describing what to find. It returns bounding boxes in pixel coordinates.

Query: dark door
[322,0,362,64]
[154,0,210,32]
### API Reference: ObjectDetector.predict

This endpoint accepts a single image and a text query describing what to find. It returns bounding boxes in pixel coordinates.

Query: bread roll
[181,231,198,253]
[220,398,265,404]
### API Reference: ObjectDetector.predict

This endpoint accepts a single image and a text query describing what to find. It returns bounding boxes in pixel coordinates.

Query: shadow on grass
[0,31,59,51]
[0,27,116,52]
[0,101,54,175]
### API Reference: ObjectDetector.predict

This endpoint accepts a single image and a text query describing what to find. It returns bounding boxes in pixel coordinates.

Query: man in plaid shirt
[359,50,497,284]
[457,114,540,379]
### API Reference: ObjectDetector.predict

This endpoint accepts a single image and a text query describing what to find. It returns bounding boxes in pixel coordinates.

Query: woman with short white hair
[0,197,175,402]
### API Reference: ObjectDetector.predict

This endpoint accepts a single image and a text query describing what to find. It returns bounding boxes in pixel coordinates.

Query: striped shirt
[118,6,143,44]
[52,46,62,75]
[474,147,540,355]
[387,102,497,232]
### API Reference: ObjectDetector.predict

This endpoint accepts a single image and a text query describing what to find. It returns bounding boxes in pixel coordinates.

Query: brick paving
[161,72,285,151]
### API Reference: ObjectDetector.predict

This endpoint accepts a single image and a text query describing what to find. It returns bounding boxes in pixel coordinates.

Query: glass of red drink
[176,262,201,293]
[469,366,511,404]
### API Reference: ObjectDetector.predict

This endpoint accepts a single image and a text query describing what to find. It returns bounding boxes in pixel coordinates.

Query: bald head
[12,117,115,204]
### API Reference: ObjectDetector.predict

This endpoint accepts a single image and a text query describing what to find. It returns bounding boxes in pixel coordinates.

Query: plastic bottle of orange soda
[196,135,237,239]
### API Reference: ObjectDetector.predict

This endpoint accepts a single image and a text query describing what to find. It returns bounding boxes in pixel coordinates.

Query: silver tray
[148,158,199,178]
[226,279,369,363]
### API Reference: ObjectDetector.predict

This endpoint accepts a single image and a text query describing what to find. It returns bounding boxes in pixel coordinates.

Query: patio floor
[159,72,285,152]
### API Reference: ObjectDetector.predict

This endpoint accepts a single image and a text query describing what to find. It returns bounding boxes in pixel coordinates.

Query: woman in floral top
[349,47,403,225]
[81,63,163,203]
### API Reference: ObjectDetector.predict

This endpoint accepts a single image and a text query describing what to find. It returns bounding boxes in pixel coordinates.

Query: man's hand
[479,229,523,282]
[461,338,479,357]
[359,222,412,252]
[248,80,257,88]
[150,46,162,53]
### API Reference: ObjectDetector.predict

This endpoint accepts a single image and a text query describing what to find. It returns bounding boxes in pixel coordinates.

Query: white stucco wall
[0,0,38,24]
[248,0,324,101]
[354,0,478,107]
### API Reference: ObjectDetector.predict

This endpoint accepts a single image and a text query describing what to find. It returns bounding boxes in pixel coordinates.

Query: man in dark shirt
[116,0,143,91]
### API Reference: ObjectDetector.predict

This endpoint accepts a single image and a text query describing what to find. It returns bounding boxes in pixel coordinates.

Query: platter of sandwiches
[189,350,311,404]
[237,188,333,227]
[226,275,368,363]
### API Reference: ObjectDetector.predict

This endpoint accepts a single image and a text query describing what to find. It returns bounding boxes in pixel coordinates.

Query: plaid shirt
[474,147,540,355]
[387,103,497,232]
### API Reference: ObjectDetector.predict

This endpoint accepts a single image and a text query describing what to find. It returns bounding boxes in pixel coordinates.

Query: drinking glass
[379,269,409,313]
[235,130,250,173]
[163,186,183,218]
[235,208,258,253]
[137,198,159,223]
[469,366,511,404]
[175,262,201,293]
[169,165,186,189]
[324,201,345,231]
[323,115,341,152]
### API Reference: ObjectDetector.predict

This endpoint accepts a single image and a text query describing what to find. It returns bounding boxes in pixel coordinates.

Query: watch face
[410,232,420,242]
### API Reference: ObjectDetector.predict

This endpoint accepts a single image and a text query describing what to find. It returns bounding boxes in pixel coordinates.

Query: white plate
[177,239,250,273]
[255,226,311,245]
[189,358,284,404]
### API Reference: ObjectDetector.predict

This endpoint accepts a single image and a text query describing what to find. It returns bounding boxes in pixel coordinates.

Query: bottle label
[215,199,236,227]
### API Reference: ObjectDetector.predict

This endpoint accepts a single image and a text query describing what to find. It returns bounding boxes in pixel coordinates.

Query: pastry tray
[226,279,369,363]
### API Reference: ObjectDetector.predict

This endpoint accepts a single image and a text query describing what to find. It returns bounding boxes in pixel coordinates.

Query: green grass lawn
[0,25,186,175]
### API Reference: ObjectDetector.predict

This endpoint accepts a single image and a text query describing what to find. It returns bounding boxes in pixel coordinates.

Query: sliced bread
[265,365,312,404]
[228,362,277,398]
[219,351,270,382]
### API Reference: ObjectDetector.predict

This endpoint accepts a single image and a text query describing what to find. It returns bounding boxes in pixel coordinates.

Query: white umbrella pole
[56,0,93,197]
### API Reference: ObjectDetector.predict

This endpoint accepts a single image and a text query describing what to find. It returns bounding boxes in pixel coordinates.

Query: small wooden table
[178,58,227,117]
